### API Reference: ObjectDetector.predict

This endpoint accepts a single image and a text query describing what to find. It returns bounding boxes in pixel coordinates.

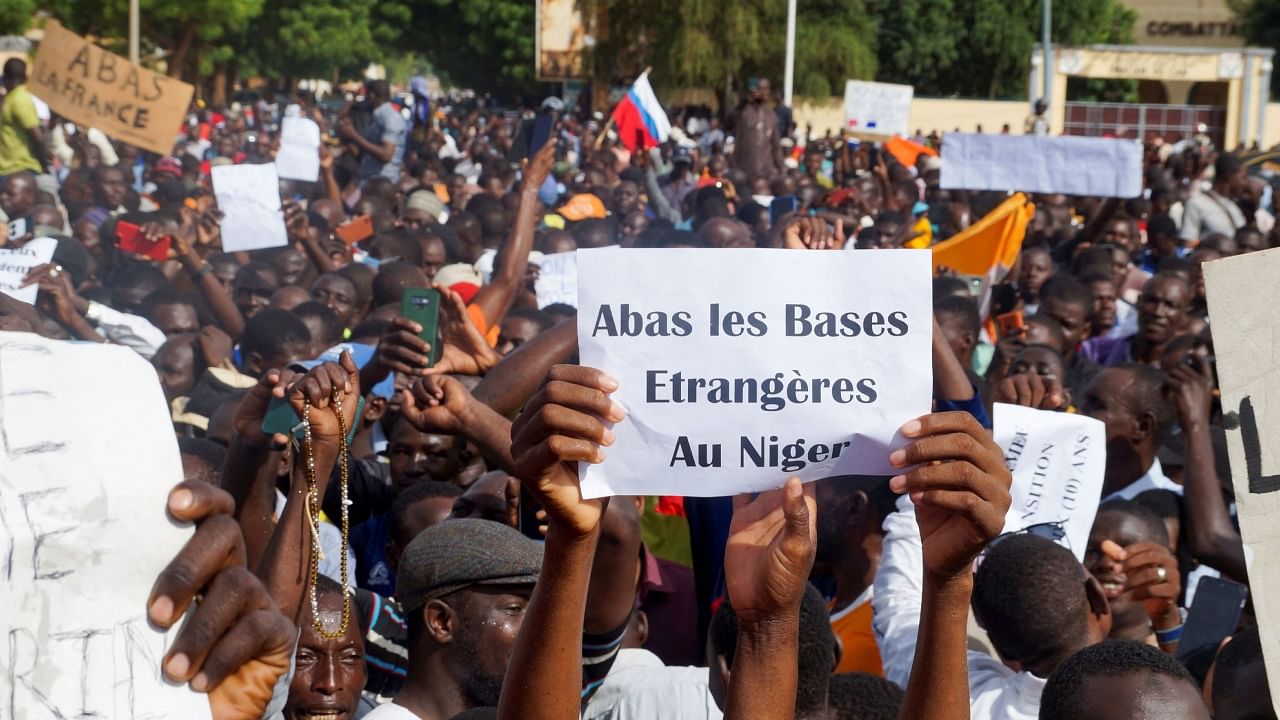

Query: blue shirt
[359,102,407,181]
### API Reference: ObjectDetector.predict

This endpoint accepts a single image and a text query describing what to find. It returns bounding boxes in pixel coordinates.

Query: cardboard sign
[0,332,210,717]
[940,134,1143,198]
[1204,247,1280,715]
[0,237,57,304]
[30,21,194,156]
[535,251,577,308]
[211,163,289,252]
[842,80,913,137]
[576,248,933,499]
[993,403,1107,562]
[275,116,321,182]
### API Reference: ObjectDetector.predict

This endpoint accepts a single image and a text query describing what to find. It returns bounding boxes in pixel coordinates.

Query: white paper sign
[576,248,933,498]
[275,116,321,182]
[535,251,578,308]
[843,80,913,137]
[1204,247,1280,714]
[941,134,1143,198]
[0,332,210,717]
[993,403,1107,562]
[0,237,57,304]
[212,163,289,252]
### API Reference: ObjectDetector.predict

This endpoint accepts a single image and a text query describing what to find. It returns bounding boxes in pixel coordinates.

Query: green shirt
[0,85,41,175]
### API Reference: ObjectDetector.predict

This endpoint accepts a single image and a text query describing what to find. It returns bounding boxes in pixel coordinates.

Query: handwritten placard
[30,20,194,156]
[275,116,321,182]
[0,237,57,304]
[576,247,933,498]
[993,403,1106,562]
[0,332,210,716]
[535,251,577,308]
[843,80,913,137]
[212,163,289,252]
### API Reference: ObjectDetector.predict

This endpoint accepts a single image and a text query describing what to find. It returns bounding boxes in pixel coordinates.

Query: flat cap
[396,519,542,612]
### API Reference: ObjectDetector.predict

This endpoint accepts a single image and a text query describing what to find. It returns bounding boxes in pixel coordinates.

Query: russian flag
[611,71,671,151]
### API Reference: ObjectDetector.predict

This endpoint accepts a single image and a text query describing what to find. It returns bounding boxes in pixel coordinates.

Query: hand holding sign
[724,477,817,626]
[889,412,1013,578]
[148,480,295,715]
[510,365,623,538]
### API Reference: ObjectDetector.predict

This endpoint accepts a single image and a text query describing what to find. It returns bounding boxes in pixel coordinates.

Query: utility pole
[129,0,140,64]
[784,0,796,107]
[1041,0,1052,108]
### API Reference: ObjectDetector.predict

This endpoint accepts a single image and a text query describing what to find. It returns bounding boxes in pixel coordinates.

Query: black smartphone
[401,287,442,367]
[1175,576,1249,661]
[769,195,799,227]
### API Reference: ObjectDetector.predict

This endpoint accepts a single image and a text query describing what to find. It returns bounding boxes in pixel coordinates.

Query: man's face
[96,168,128,208]
[311,275,358,329]
[1111,247,1131,288]
[401,208,433,230]
[150,303,200,338]
[388,419,457,490]
[1087,280,1117,332]
[447,585,534,707]
[153,339,195,402]
[1085,510,1157,617]
[285,599,366,720]
[421,237,447,280]
[1137,276,1189,345]
[234,284,273,320]
[1079,368,1140,487]
[274,249,308,287]
[1102,219,1134,254]
[1039,297,1090,352]
[496,317,542,356]
[613,181,640,215]
[1018,251,1052,299]
[0,176,33,217]
[1009,346,1065,381]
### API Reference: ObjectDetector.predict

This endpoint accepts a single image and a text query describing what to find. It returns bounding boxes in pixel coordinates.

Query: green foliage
[402,0,538,95]
[238,0,411,81]
[1233,0,1280,94]
[0,0,36,35]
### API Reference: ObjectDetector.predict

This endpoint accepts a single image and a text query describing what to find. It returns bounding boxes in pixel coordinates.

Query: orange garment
[466,303,501,347]
[830,594,884,676]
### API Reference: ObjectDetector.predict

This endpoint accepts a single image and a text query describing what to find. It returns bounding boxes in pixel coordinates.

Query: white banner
[0,237,57,304]
[536,251,578,308]
[842,80,913,137]
[940,134,1143,198]
[576,248,933,498]
[212,163,289,252]
[0,332,209,716]
[275,116,321,182]
[1204,247,1280,715]
[993,403,1107,562]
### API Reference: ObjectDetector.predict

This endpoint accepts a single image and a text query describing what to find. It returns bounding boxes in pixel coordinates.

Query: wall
[794,97,1032,137]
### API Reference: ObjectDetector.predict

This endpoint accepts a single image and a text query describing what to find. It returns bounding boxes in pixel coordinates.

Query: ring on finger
[1156,566,1167,582]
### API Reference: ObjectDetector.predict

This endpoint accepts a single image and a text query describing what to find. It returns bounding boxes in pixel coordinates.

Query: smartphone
[401,287,442,367]
[261,395,365,443]
[334,215,374,245]
[7,217,27,239]
[1176,576,1249,661]
[995,310,1026,340]
[769,195,799,227]
[116,220,172,261]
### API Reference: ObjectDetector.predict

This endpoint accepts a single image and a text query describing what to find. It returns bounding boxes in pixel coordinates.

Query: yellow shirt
[0,85,41,175]
[830,590,884,676]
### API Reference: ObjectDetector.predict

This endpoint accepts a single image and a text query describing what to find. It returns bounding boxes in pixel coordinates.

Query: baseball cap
[558,193,606,222]
[396,519,542,612]
[154,156,184,180]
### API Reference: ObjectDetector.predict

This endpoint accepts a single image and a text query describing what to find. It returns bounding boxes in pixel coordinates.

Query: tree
[236,0,411,83]
[401,0,539,96]
[1234,0,1280,94]
[0,0,37,35]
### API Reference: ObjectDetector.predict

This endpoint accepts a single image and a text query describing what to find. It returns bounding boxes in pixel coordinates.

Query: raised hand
[783,215,846,250]
[890,412,1013,578]
[993,372,1066,410]
[285,352,361,448]
[148,481,295,717]
[509,364,622,538]
[1101,539,1182,623]
[401,374,475,435]
[427,286,501,376]
[1167,354,1215,423]
[232,368,298,449]
[522,136,558,191]
[724,477,817,625]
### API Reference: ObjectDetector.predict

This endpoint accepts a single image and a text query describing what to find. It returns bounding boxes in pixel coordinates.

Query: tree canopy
[1234,0,1280,94]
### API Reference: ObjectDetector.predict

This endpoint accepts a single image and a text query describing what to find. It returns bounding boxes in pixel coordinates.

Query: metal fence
[1064,102,1226,147]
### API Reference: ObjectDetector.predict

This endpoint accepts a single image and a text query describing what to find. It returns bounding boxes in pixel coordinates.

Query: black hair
[1147,214,1178,238]
[2,58,26,84]
[1155,256,1193,277]
[504,307,555,333]
[1095,499,1170,547]
[1114,363,1177,445]
[637,228,704,249]
[1040,640,1196,720]
[337,263,376,311]
[1214,153,1244,183]
[1026,313,1068,351]
[973,534,1090,672]
[1130,490,1181,526]
[389,480,463,547]
[710,584,834,719]
[934,295,981,338]
[570,217,619,248]
[825,475,898,525]
[1078,271,1115,289]
[450,709,498,720]
[371,230,426,267]
[542,303,577,319]
[1211,625,1273,718]
[233,261,280,291]
[110,261,167,296]
[420,222,462,263]
[1039,275,1095,316]
[828,672,904,720]
[372,260,428,308]
[932,275,972,300]
[292,301,343,348]
[177,436,228,478]
[350,317,391,344]
[139,288,198,321]
[239,308,311,362]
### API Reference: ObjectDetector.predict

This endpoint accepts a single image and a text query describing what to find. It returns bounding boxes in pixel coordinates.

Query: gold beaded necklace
[302,388,352,639]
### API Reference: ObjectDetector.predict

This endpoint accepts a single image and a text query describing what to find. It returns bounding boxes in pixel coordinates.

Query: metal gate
[1064,102,1226,147]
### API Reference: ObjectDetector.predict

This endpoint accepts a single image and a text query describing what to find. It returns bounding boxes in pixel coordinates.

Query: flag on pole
[611,71,671,151]
[931,193,1035,315]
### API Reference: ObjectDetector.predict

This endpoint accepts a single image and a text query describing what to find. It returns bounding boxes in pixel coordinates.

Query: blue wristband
[1156,624,1183,644]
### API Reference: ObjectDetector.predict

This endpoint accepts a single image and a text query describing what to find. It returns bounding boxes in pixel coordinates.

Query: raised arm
[402,374,517,472]
[470,138,557,329]
[221,369,296,570]
[889,411,1012,720]
[1168,356,1247,580]
[933,314,976,402]
[176,208,247,338]
[721,477,817,720]
[472,317,579,417]
[284,200,340,276]
[499,364,619,720]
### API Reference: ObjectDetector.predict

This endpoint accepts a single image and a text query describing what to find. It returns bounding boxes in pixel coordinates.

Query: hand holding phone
[116,220,172,261]
[401,287,442,367]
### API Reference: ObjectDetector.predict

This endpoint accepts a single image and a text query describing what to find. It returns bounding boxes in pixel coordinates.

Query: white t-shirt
[363,703,423,719]
[582,649,722,720]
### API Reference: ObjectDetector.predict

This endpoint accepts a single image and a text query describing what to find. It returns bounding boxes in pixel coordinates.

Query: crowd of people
[0,48,1276,719]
